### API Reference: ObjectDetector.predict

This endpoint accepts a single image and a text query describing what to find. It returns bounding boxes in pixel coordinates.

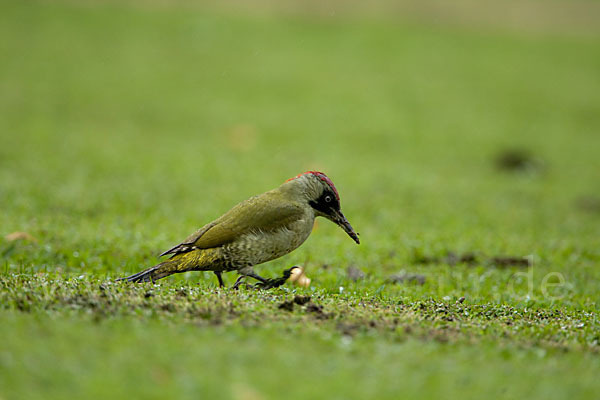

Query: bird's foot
[231,267,298,290]
[231,275,248,290]
[253,267,298,290]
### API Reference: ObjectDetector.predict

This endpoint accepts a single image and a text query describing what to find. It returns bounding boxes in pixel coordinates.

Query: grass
[1,0,600,398]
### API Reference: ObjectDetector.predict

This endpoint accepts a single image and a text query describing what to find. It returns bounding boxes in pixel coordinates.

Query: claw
[231,275,246,290]
[231,267,299,290]
[253,267,298,289]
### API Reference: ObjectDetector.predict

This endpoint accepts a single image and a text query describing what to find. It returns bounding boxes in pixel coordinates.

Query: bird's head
[284,171,360,244]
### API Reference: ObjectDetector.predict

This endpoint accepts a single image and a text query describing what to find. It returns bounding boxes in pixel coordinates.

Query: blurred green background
[1,0,600,399]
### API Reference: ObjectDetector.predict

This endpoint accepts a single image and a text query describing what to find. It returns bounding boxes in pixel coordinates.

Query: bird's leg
[214,271,225,288]
[244,271,267,283]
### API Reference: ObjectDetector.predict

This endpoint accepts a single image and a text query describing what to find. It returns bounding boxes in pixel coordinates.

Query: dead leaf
[5,231,37,243]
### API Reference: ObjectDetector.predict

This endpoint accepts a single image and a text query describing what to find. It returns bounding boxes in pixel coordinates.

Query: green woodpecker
[118,171,359,288]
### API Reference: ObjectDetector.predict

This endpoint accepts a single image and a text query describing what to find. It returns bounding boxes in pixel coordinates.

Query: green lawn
[1,1,600,399]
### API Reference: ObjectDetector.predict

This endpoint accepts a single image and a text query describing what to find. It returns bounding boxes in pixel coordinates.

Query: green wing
[160,192,304,256]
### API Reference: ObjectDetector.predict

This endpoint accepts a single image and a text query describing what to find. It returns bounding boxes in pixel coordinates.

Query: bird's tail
[117,259,181,283]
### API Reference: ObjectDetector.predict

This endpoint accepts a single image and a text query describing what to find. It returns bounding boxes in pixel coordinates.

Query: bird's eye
[324,195,332,203]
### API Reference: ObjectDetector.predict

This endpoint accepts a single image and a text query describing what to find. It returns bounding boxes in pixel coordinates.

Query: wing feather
[160,192,303,257]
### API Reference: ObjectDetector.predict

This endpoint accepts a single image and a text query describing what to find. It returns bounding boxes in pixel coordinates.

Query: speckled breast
[221,215,315,270]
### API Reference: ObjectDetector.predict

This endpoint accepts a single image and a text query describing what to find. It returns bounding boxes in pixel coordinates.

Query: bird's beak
[331,210,360,244]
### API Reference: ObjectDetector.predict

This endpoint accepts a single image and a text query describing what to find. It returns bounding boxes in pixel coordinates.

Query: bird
[118,171,359,288]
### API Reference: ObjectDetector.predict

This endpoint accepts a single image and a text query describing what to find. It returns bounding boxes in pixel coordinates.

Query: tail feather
[117,260,179,283]
[117,247,221,283]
